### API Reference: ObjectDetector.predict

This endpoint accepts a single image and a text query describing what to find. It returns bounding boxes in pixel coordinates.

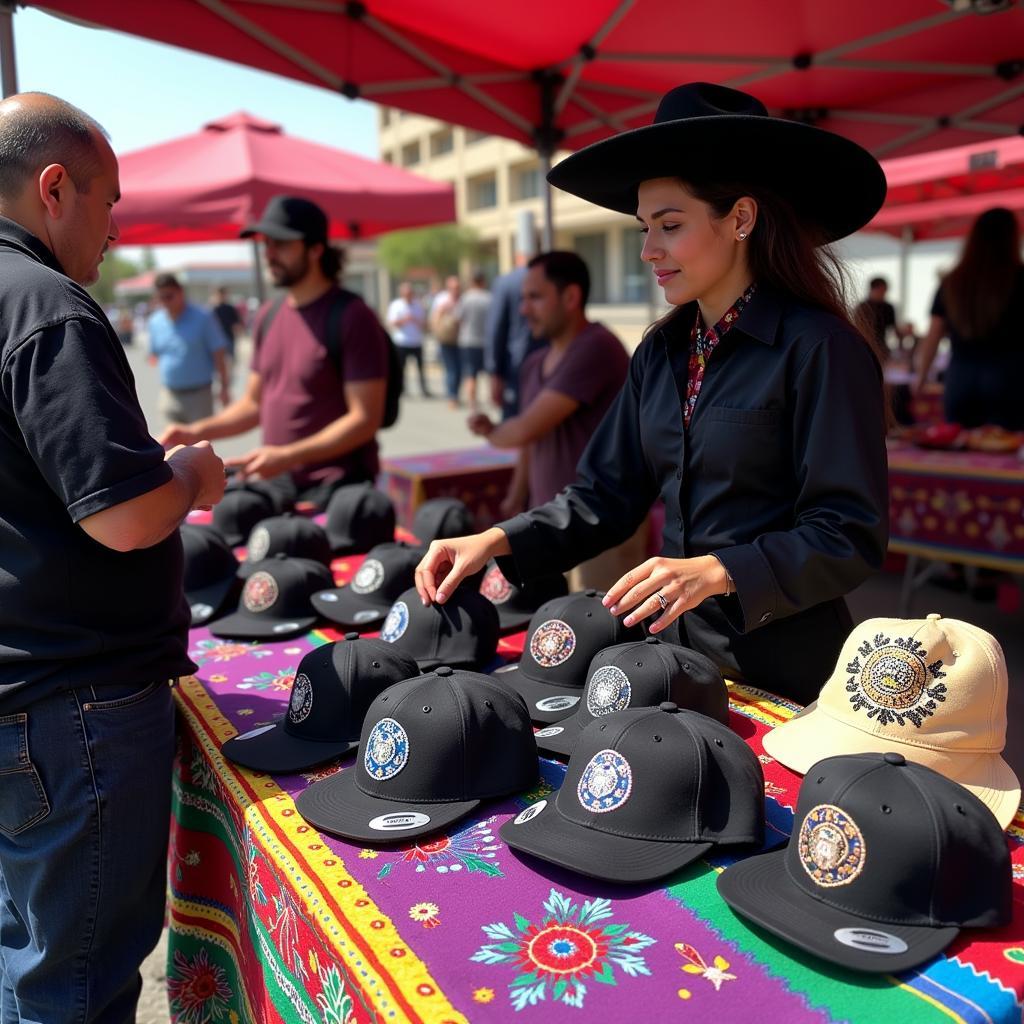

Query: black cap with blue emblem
[295,667,538,842]
[502,703,764,882]
[717,752,1012,973]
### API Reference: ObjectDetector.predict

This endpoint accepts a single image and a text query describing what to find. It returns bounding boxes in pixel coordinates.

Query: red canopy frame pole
[537,70,562,252]
[250,238,266,304]
[898,225,913,324]
[0,2,17,99]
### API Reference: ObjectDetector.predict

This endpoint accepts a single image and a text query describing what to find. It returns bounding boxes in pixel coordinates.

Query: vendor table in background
[166,556,1024,1024]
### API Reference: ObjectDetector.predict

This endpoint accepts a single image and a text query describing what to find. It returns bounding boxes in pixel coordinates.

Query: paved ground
[129,336,1023,1021]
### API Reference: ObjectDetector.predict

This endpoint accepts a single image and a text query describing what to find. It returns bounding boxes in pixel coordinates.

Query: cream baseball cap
[763,614,1021,829]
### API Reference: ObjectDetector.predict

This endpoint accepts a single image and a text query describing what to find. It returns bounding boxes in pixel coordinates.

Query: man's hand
[218,384,231,408]
[468,412,495,437]
[159,423,201,448]
[224,444,295,481]
[165,440,226,510]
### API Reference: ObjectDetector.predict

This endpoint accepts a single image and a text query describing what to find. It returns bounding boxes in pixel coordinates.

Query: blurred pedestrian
[430,273,462,407]
[454,270,491,413]
[388,280,431,397]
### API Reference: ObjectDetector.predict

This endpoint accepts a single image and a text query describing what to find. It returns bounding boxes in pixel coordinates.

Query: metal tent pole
[251,238,266,303]
[898,225,913,323]
[1,2,18,99]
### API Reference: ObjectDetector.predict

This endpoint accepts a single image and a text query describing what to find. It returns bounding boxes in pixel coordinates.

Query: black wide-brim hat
[547,82,887,243]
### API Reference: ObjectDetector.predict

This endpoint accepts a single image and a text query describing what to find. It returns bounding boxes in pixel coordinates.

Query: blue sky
[10,7,380,266]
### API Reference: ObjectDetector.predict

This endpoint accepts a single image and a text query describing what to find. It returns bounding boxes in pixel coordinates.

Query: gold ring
[656,592,667,611]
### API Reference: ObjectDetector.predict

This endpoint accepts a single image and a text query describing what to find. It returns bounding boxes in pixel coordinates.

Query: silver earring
[738,231,748,240]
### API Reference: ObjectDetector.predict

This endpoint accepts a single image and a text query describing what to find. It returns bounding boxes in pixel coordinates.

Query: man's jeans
[0,679,175,1023]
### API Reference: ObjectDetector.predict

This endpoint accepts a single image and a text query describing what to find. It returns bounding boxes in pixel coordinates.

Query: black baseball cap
[208,555,334,639]
[494,591,643,724]
[239,513,332,578]
[717,752,1012,973]
[212,483,279,547]
[535,638,729,757]
[311,542,423,629]
[295,667,538,842]
[241,194,328,244]
[220,633,420,773]
[502,703,764,883]
[411,497,475,545]
[325,483,396,555]
[479,560,569,634]
[181,523,241,626]
[378,585,500,671]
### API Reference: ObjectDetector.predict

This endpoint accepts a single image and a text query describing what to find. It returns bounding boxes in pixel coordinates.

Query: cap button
[274,551,288,560]
[585,589,599,598]
[645,636,660,645]
[926,613,942,621]
[344,632,359,642]
[883,752,906,766]
[659,701,680,713]
[435,666,454,677]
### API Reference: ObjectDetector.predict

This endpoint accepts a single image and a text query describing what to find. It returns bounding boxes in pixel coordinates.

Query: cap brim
[494,607,534,634]
[207,611,318,640]
[490,664,584,723]
[310,588,389,628]
[294,770,480,843]
[500,799,711,883]
[533,718,585,759]
[239,220,305,241]
[221,721,358,773]
[717,850,958,973]
[186,576,239,626]
[763,706,1022,829]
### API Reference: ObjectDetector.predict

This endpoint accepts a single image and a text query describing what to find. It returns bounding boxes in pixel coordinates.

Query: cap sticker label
[493,664,518,674]
[288,672,313,724]
[242,571,279,614]
[190,602,213,621]
[577,749,633,814]
[534,726,564,738]
[380,601,410,643]
[353,608,380,624]
[798,804,866,888]
[845,633,947,729]
[247,525,271,562]
[529,619,577,669]
[318,591,339,603]
[480,565,513,605]
[512,800,547,825]
[586,665,632,717]
[272,622,301,634]
[233,724,277,741]
[833,928,909,955]
[364,717,409,780]
[351,559,385,595]
[368,812,431,831]
[535,695,579,713]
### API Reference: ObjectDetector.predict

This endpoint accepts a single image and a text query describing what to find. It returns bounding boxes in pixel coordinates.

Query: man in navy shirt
[0,93,225,1021]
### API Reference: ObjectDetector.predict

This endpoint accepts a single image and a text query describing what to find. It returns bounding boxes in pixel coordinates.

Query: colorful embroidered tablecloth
[888,438,1024,572]
[168,553,1024,1024]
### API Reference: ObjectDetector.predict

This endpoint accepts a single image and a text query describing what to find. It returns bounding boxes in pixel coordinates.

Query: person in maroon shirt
[160,196,389,507]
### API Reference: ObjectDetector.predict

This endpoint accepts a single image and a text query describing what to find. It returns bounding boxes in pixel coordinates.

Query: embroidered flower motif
[167,948,232,1024]
[675,943,737,991]
[358,849,379,859]
[410,902,441,928]
[473,987,496,1004]
[377,817,503,880]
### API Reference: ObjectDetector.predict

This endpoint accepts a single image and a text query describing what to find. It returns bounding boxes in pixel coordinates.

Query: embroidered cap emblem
[577,749,633,813]
[246,525,271,562]
[288,672,313,724]
[586,665,631,717]
[529,619,577,669]
[798,804,866,888]
[480,565,513,605]
[242,571,279,613]
[364,717,408,780]
[845,633,947,728]
[351,558,385,595]
[381,601,410,642]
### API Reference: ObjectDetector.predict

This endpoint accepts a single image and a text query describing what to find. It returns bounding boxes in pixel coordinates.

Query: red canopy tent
[112,111,456,246]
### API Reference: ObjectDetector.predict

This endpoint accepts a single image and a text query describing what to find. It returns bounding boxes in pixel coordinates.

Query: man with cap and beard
[160,195,391,509]
[0,94,226,1020]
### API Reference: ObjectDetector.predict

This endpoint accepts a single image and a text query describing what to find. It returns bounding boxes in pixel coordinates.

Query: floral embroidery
[683,282,757,427]
[471,888,655,1011]
[377,817,503,880]
[167,948,232,1024]
[315,965,357,1024]
[409,902,441,928]
[189,638,272,666]
[675,943,736,991]
[236,667,297,692]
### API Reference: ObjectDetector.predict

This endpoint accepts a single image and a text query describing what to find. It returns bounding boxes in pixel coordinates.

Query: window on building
[572,233,608,304]
[621,227,650,303]
[465,129,490,145]
[467,173,498,210]
[510,163,542,201]
[400,140,421,167]
[381,149,394,164]
[429,129,454,157]
[381,108,392,128]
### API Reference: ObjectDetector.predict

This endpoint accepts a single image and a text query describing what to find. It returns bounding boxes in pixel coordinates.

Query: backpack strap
[323,288,358,376]
[253,294,287,354]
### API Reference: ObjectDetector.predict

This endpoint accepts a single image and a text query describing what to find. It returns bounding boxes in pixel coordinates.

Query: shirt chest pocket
[698,406,787,486]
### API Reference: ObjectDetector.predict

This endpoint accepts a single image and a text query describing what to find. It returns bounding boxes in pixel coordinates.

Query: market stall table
[166,551,1024,1023]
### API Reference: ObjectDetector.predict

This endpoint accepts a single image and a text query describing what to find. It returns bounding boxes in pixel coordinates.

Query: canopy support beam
[898,225,913,324]
[535,71,564,252]
[1,1,17,99]
[251,239,266,304]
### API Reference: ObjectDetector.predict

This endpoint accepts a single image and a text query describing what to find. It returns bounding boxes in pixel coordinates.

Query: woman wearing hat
[415,83,889,704]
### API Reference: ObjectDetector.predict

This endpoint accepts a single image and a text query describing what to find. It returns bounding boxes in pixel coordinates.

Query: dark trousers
[398,346,430,396]
[439,344,461,401]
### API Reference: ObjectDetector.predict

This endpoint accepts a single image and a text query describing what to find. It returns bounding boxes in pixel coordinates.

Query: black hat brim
[494,606,535,634]
[186,576,240,626]
[221,721,358,773]
[310,588,390,629]
[490,664,584,724]
[717,849,958,973]
[548,115,886,244]
[533,717,585,759]
[207,611,318,640]
[500,800,711,883]
[294,770,480,843]
[240,220,305,241]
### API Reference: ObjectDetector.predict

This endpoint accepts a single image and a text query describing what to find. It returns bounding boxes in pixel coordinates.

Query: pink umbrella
[113,111,456,246]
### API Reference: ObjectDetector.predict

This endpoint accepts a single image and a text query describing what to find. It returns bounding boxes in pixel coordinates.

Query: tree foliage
[88,252,143,307]
[376,223,480,278]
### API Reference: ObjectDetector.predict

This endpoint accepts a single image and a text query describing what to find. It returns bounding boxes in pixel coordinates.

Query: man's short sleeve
[930,286,946,320]
[542,329,626,407]
[340,299,389,382]
[3,318,172,522]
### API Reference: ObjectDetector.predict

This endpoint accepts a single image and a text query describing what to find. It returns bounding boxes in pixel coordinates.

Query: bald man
[0,93,226,1022]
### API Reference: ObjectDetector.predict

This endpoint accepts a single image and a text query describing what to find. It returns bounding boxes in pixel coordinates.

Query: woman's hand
[602,555,729,633]
[415,527,511,605]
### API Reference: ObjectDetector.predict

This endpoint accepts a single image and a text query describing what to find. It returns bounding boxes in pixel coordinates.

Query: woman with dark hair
[914,207,1024,429]
[414,83,889,703]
